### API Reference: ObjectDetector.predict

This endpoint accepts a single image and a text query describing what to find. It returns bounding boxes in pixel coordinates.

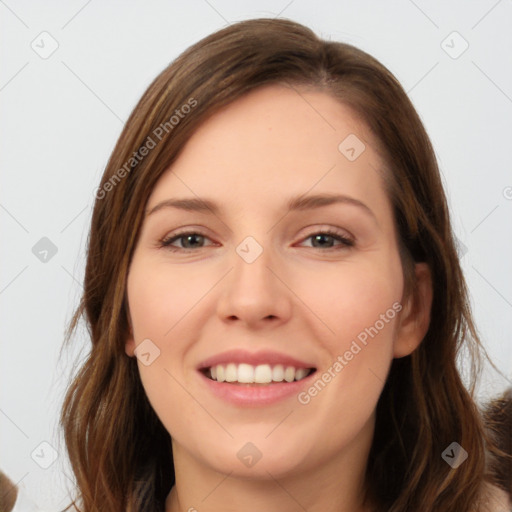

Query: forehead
[182,84,372,166]
[148,84,390,218]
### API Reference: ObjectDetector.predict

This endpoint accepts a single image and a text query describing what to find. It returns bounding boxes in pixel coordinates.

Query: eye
[158,228,355,252]
[159,231,214,251]
[299,229,354,250]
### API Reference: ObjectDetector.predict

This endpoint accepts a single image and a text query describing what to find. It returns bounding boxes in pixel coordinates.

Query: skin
[125,84,433,512]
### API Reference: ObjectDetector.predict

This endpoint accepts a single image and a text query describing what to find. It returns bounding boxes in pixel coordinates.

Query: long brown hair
[61,17,497,511]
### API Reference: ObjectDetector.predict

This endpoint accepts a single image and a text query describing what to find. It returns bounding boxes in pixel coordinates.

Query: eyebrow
[146,193,377,221]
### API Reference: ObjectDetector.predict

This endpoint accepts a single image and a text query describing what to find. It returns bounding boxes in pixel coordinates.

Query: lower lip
[198,370,316,407]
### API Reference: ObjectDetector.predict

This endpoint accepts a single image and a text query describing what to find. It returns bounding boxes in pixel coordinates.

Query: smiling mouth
[200,363,317,385]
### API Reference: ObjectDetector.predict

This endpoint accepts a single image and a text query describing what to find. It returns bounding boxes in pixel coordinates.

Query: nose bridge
[216,233,292,324]
[231,234,278,302]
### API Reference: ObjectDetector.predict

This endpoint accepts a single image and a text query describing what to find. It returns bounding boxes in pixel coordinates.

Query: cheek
[310,259,401,387]
[298,257,403,349]
[126,258,210,341]
[290,257,403,419]
[126,257,213,439]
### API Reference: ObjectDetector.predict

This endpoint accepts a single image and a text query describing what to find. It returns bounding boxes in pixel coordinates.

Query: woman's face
[125,84,431,481]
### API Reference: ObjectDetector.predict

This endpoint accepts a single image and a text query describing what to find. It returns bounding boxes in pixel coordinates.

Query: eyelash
[158,229,355,252]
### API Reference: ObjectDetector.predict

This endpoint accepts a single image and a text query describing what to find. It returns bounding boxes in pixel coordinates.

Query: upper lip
[197,349,316,370]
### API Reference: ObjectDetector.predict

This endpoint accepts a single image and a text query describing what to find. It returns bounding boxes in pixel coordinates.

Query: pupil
[313,234,332,247]
[184,234,202,248]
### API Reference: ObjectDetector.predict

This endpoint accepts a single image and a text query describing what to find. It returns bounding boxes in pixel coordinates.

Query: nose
[215,239,293,328]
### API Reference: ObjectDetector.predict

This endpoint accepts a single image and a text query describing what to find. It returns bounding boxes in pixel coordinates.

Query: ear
[393,262,433,358]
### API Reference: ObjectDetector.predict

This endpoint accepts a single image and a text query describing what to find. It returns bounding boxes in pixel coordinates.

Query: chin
[208,451,306,480]
[192,433,314,480]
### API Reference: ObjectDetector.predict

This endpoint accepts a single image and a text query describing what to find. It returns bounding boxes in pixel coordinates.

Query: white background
[1,1,511,510]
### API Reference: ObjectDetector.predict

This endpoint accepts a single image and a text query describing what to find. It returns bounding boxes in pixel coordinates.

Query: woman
[61,18,510,511]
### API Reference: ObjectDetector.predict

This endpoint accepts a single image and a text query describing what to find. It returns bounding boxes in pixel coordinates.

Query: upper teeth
[208,364,312,384]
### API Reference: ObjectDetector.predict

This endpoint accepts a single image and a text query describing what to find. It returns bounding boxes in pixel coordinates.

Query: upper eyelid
[162,226,353,239]
[162,222,353,237]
